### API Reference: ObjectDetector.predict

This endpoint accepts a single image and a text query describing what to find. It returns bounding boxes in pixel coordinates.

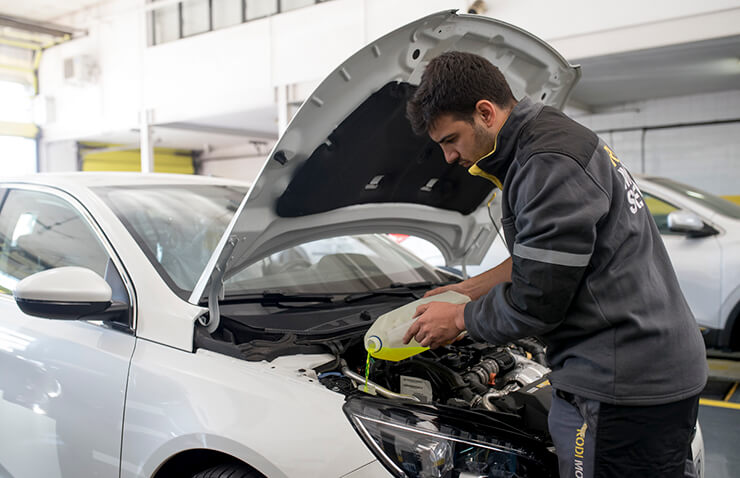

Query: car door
[642,190,722,329]
[0,186,136,478]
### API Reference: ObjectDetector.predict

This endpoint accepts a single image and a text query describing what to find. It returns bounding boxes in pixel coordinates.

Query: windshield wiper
[221,291,336,306]
[343,281,453,303]
[220,281,456,306]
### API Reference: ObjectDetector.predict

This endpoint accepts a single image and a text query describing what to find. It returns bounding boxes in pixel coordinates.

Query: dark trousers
[548,389,700,478]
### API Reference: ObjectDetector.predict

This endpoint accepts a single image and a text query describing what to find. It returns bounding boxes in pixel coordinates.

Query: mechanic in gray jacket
[403,51,708,477]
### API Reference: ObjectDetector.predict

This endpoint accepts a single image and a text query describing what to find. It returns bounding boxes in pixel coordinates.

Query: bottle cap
[366,335,382,352]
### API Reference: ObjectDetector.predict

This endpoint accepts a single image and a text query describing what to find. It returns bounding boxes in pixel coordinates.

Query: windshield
[95,184,248,298]
[648,177,740,220]
[224,234,448,296]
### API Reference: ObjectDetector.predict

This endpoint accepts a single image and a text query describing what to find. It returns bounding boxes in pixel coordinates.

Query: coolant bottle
[364,290,471,361]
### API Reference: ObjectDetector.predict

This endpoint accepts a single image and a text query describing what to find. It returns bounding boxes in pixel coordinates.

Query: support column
[276,84,288,136]
[140,108,154,173]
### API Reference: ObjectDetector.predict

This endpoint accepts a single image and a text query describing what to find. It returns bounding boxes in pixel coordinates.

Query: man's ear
[475,100,496,127]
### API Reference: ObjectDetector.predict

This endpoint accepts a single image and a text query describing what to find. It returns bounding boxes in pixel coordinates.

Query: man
[403,51,707,477]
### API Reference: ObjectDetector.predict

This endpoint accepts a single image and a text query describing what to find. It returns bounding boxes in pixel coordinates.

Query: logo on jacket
[604,145,644,214]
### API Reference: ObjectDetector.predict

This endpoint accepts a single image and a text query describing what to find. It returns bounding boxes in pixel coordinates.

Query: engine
[318,336,550,413]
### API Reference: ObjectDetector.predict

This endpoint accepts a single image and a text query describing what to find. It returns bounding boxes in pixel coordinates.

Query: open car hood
[189,10,580,305]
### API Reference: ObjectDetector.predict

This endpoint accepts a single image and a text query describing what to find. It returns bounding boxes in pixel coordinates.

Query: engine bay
[316,335,553,438]
[197,299,555,441]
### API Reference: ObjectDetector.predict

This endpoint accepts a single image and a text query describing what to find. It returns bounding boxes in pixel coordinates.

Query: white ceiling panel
[570,34,740,109]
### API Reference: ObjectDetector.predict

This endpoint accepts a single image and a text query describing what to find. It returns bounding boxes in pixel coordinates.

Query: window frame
[148,0,330,46]
[0,183,137,333]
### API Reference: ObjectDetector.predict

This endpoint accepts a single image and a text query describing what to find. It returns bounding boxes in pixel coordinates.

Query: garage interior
[0,1,739,477]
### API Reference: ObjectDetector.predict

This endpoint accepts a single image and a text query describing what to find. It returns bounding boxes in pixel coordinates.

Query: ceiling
[569,34,740,110]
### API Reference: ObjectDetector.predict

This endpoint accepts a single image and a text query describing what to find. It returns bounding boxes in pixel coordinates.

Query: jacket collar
[467,97,543,188]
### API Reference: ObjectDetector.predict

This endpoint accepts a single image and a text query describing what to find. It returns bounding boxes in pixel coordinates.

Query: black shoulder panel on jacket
[516,107,599,170]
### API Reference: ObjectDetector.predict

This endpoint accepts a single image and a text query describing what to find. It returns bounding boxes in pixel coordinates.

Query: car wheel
[191,464,262,478]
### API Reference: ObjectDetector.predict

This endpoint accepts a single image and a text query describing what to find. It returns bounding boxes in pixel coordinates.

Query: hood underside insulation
[276,81,494,218]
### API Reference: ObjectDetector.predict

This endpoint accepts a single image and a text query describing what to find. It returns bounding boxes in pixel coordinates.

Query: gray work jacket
[464,97,707,405]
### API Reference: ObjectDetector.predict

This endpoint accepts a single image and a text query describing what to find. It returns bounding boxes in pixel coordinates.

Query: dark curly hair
[406,51,516,135]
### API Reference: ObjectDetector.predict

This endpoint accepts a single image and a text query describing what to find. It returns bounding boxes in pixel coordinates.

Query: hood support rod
[200,237,238,333]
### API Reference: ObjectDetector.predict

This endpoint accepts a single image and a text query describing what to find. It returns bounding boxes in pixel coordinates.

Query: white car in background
[0,11,705,478]
[638,176,740,351]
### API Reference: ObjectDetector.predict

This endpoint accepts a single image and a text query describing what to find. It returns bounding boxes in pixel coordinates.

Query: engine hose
[480,383,520,411]
[463,375,489,394]
[515,338,547,366]
[463,358,500,394]
[463,376,489,394]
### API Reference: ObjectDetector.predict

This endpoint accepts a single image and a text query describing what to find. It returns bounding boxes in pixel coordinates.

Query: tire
[191,463,262,478]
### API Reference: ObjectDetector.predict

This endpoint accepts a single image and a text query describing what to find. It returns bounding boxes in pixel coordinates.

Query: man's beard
[462,122,496,167]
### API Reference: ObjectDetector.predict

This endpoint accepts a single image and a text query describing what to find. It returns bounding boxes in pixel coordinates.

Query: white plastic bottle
[364,290,471,361]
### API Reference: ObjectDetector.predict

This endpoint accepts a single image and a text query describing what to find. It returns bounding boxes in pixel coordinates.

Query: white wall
[198,157,267,181]
[196,141,272,180]
[38,0,141,142]
[142,0,466,124]
[38,140,79,173]
[570,89,740,195]
[38,0,466,141]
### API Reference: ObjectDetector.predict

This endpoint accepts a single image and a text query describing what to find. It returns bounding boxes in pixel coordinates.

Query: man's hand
[403,302,466,349]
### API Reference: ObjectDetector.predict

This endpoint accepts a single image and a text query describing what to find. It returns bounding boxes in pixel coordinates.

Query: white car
[0,11,704,478]
[637,176,740,351]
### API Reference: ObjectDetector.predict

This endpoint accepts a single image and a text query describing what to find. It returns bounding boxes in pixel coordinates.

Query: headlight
[344,396,556,478]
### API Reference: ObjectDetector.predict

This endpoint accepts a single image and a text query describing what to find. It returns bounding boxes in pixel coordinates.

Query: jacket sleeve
[464,152,609,344]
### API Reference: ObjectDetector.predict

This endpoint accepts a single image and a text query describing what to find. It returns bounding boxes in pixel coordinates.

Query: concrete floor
[699,354,740,478]
[699,403,740,478]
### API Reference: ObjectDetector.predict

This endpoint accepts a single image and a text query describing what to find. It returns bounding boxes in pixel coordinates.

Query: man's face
[428,113,496,169]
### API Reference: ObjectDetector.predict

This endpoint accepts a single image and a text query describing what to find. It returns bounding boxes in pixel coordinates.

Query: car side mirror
[13,267,113,320]
[666,211,717,238]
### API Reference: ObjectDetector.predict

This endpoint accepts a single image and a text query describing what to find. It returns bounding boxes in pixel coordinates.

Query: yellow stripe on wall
[79,143,194,174]
[0,121,38,139]
[722,195,740,206]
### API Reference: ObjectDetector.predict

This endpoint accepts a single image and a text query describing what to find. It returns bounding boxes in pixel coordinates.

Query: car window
[94,184,248,299]
[643,192,681,235]
[224,234,446,296]
[0,189,110,295]
[646,177,740,220]
[386,234,445,266]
